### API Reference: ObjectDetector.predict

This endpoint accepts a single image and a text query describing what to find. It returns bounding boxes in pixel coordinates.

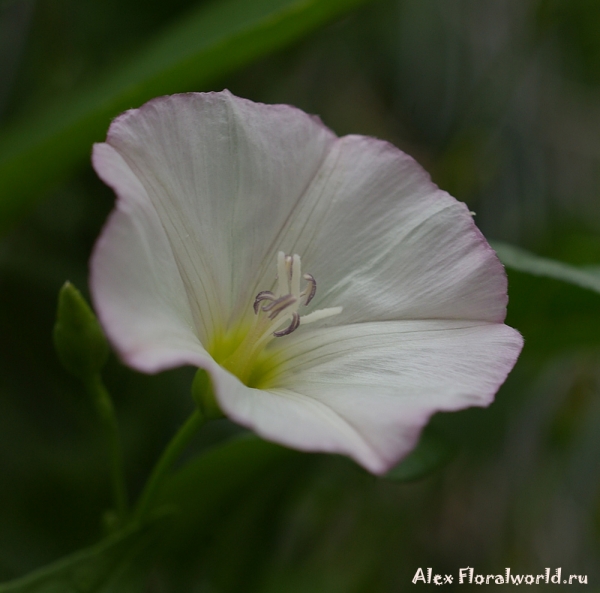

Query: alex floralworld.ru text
[412,568,588,585]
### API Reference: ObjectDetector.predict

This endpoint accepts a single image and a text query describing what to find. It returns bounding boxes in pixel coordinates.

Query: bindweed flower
[90,91,522,474]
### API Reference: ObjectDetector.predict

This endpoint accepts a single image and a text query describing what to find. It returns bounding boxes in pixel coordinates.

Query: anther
[284,255,294,286]
[273,312,300,337]
[301,273,316,306]
[253,291,276,314]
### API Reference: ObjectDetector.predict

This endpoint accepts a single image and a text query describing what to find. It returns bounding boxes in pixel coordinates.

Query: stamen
[253,290,276,314]
[299,306,343,325]
[301,273,316,306]
[273,312,300,337]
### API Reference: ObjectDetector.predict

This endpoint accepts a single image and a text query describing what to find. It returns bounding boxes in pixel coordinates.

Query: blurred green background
[1,0,599,590]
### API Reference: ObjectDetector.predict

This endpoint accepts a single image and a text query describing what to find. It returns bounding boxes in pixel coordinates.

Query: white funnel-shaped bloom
[90,91,522,474]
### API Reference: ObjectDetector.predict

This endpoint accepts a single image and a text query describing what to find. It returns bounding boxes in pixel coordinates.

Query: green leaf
[0,524,146,593]
[492,241,600,295]
[384,427,457,482]
[0,0,369,233]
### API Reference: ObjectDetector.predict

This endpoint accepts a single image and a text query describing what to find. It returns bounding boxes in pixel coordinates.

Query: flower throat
[208,252,342,388]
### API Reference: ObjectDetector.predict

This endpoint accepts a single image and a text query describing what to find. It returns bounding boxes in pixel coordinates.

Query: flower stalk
[84,374,129,526]
[133,409,205,525]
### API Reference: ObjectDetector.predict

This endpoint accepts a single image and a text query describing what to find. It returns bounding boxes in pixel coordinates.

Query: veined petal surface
[96,91,335,343]
[216,320,522,474]
[269,135,508,324]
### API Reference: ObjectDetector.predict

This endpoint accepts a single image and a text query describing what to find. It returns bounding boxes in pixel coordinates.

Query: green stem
[85,375,129,524]
[133,409,205,525]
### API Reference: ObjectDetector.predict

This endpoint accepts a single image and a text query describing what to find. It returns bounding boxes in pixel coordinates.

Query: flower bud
[53,282,109,380]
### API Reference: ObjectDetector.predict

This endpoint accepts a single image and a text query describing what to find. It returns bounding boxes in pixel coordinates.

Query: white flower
[90,91,522,474]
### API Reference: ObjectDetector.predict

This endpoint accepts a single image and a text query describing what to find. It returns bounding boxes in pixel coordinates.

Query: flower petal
[268,135,508,325]
[98,91,336,337]
[91,143,211,373]
[215,321,523,473]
